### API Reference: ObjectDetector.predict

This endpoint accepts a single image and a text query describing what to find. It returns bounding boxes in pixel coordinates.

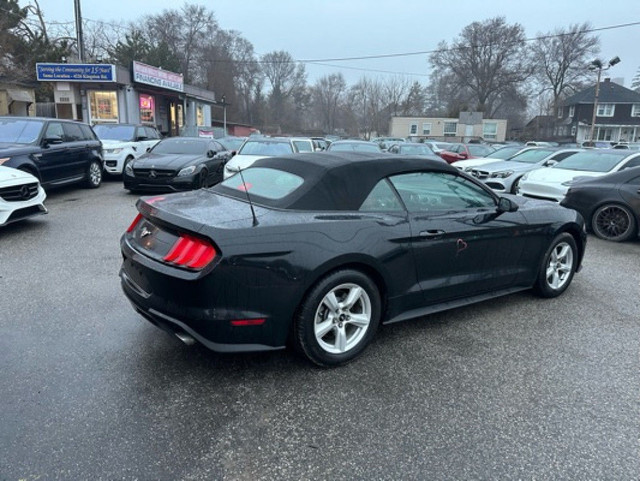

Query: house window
[139,94,155,124]
[631,104,640,117]
[410,123,417,135]
[557,107,563,118]
[482,122,498,140]
[569,106,575,117]
[197,105,204,126]
[571,125,576,136]
[443,122,457,137]
[89,91,118,123]
[596,104,615,117]
[596,127,613,141]
[422,123,432,135]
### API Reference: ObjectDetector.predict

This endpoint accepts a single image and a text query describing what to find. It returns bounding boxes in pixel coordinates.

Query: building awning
[7,89,33,103]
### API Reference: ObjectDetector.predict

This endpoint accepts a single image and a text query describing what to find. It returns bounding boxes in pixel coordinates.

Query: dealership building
[36,61,218,136]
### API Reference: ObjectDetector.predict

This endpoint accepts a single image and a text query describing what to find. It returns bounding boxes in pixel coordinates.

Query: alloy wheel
[313,283,371,354]
[545,241,574,290]
[593,205,633,241]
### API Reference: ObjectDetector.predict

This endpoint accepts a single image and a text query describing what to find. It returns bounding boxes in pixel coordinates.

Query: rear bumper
[119,236,292,352]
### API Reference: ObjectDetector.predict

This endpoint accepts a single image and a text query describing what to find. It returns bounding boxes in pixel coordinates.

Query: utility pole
[74,0,85,62]
[588,56,620,143]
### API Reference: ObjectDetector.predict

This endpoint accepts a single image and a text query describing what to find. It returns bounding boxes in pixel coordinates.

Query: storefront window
[197,105,204,126]
[139,94,155,124]
[89,91,118,123]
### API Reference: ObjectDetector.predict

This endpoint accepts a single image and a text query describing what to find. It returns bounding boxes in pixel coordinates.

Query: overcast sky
[41,0,639,87]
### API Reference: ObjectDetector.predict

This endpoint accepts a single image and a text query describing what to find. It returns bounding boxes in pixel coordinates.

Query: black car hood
[0,143,40,155]
[134,152,203,169]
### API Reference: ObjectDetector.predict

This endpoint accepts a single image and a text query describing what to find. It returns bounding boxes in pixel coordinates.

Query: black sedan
[561,166,640,242]
[124,138,228,192]
[120,153,586,366]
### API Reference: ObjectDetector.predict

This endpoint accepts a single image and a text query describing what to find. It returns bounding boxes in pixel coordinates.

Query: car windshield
[94,125,136,141]
[399,145,433,155]
[510,149,555,163]
[467,145,495,157]
[488,146,522,159]
[238,140,293,156]
[329,142,380,153]
[0,119,44,144]
[152,139,206,155]
[218,167,304,200]
[218,137,245,151]
[552,152,630,172]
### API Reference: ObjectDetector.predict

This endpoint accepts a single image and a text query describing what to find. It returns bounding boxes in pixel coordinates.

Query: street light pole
[588,56,620,143]
[222,95,227,135]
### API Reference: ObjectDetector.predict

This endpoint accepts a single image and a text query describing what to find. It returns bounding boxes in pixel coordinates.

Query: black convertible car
[120,153,586,366]
[561,166,640,242]
[124,137,229,192]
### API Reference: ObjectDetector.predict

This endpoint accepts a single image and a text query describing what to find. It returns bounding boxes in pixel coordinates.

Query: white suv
[224,137,314,179]
[93,124,161,176]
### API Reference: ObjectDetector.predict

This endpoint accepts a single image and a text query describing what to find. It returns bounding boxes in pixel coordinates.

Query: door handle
[419,229,445,238]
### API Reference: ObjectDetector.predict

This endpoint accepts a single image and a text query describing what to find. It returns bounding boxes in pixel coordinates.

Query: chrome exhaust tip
[175,331,196,346]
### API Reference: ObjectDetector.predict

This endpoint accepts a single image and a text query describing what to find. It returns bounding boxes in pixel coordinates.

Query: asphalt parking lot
[1,180,639,480]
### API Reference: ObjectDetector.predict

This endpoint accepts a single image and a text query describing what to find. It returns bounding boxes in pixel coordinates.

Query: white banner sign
[132,61,183,92]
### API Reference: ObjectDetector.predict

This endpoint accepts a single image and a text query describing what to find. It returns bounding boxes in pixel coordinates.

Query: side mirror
[146,147,151,153]
[136,136,148,142]
[207,150,215,158]
[230,150,236,157]
[544,160,557,167]
[497,197,519,213]
[42,136,63,147]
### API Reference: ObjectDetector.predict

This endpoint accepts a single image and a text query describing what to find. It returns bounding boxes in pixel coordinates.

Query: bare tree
[311,73,346,133]
[430,17,532,117]
[531,23,599,116]
[261,50,307,132]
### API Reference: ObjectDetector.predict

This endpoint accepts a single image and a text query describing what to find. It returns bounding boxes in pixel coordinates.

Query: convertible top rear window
[219,168,304,200]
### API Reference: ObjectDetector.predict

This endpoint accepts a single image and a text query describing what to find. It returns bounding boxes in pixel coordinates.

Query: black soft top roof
[214,151,457,210]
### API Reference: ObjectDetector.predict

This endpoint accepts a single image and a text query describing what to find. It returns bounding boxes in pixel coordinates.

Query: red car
[439,143,496,164]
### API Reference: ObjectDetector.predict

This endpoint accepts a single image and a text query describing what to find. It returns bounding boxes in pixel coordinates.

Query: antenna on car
[238,167,259,227]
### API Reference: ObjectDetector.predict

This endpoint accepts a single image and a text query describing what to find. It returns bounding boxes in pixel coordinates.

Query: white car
[0,166,47,226]
[518,150,640,202]
[224,137,314,179]
[454,145,530,172]
[93,124,162,176]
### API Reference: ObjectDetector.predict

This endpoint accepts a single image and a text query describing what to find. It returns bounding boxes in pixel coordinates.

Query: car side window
[359,180,404,212]
[620,157,640,170]
[62,122,84,142]
[552,151,577,161]
[79,124,96,140]
[211,141,224,152]
[45,122,65,140]
[135,127,147,140]
[390,172,496,212]
[145,127,159,139]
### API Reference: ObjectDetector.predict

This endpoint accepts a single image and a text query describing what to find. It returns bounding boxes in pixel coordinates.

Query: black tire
[294,269,381,367]
[591,203,637,242]
[199,169,209,188]
[85,160,102,188]
[533,233,578,298]
[122,156,134,178]
[511,176,522,194]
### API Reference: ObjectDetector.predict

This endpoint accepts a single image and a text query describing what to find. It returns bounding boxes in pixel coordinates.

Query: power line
[297,21,640,63]
[307,62,429,78]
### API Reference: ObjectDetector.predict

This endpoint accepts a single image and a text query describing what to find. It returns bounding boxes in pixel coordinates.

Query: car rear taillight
[163,234,217,269]
[127,213,143,232]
